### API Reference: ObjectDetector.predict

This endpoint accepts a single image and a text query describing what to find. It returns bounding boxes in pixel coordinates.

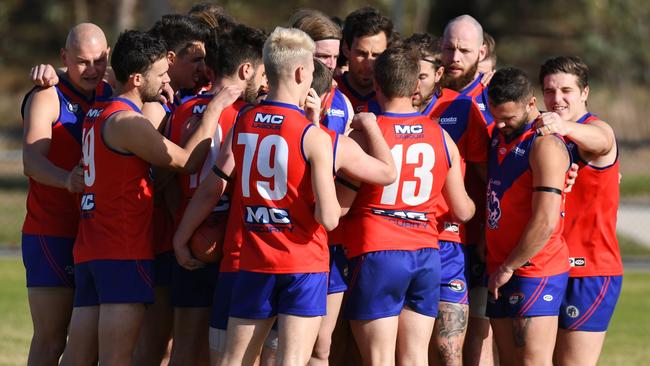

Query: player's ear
[167,51,176,65]
[132,72,143,87]
[581,85,589,103]
[295,64,304,84]
[527,96,537,111]
[240,62,252,81]
[478,43,487,63]
[435,66,444,83]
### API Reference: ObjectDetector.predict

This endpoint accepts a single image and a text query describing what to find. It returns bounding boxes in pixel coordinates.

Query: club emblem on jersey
[67,102,79,113]
[566,305,580,318]
[448,279,466,293]
[543,294,554,302]
[509,292,525,305]
[487,190,502,229]
[569,257,586,267]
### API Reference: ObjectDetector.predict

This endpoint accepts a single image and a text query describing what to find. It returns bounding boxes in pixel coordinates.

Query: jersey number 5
[380,143,435,206]
[237,133,289,200]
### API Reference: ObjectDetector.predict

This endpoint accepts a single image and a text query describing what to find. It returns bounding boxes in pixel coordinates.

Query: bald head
[65,23,108,52]
[443,15,483,48]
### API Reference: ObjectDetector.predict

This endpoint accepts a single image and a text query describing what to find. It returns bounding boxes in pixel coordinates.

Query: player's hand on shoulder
[210,85,243,110]
[350,112,377,131]
[535,112,570,137]
[29,64,59,87]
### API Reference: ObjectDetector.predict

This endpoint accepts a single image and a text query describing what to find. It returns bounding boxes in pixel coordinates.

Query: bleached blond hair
[263,26,315,86]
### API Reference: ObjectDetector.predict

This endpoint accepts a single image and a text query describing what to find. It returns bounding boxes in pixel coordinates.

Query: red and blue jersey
[424,88,489,244]
[74,97,154,263]
[486,123,569,277]
[342,112,451,258]
[21,79,112,238]
[233,100,329,273]
[564,113,622,277]
[334,72,377,113]
[459,73,494,127]
[320,87,351,134]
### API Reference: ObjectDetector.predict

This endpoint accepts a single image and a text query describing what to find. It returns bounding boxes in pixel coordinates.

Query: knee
[31,332,67,357]
[312,337,332,360]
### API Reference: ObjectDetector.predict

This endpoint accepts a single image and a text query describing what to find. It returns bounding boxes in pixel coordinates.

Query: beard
[142,84,163,103]
[440,59,479,92]
[502,113,530,142]
[243,76,259,104]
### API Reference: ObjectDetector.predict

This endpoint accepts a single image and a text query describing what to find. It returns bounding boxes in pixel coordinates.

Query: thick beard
[440,59,479,92]
[142,86,162,103]
[243,76,258,104]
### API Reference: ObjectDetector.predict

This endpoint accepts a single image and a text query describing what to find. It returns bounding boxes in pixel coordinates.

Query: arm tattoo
[513,317,532,347]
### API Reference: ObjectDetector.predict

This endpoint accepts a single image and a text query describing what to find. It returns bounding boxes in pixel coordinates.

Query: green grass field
[0,258,648,365]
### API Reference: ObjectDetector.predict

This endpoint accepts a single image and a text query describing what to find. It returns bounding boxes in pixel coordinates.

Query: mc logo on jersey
[86,108,103,118]
[192,104,207,114]
[253,113,284,129]
[394,124,423,134]
[80,193,95,217]
[245,205,291,225]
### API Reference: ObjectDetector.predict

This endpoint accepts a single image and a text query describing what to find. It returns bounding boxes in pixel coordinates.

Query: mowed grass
[0,187,26,247]
[0,257,648,365]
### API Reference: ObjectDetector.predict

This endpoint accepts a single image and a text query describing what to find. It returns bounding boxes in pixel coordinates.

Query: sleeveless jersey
[425,88,489,244]
[564,113,622,276]
[460,73,494,126]
[343,112,451,258]
[21,79,112,238]
[74,97,154,263]
[233,100,329,273]
[486,123,569,277]
[320,87,352,134]
[334,72,377,113]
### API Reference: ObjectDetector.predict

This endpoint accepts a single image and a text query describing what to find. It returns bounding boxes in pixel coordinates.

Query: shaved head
[65,23,108,52]
[443,15,483,48]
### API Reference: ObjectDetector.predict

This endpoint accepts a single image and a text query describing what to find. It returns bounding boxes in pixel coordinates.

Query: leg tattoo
[435,303,469,365]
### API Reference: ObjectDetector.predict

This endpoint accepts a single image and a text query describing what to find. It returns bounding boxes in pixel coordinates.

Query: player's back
[564,113,622,277]
[233,100,328,273]
[22,80,112,238]
[75,97,154,263]
[343,112,451,258]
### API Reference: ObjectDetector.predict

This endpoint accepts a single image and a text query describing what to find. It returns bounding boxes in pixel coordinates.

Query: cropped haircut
[263,27,315,86]
[487,67,534,105]
[212,24,266,77]
[539,55,589,90]
[311,59,333,96]
[444,14,484,47]
[148,14,210,55]
[111,30,167,83]
[291,9,342,41]
[374,46,419,99]
[483,31,497,65]
[405,33,442,69]
[342,7,393,48]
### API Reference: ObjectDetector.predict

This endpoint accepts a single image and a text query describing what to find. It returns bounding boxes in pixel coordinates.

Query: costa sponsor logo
[569,257,586,267]
[449,279,466,293]
[566,305,580,318]
[439,117,457,125]
[513,146,526,157]
[327,108,346,118]
[477,102,486,111]
[509,292,525,305]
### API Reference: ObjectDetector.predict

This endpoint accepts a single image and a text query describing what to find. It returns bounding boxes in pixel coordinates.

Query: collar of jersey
[110,97,143,114]
[260,100,305,115]
[382,111,422,118]
[459,73,483,95]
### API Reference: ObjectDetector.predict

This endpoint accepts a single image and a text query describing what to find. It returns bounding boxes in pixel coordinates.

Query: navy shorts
[171,259,219,307]
[344,248,441,320]
[22,234,74,288]
[154,250,174,287]
[328,245,349,294]
[210,271,238,330]
[74,259,154,306]
[487,272,568,318]
[439,241,469,304]
[559,276,622,332]
[465,243,487,290]
[229,271,328,319]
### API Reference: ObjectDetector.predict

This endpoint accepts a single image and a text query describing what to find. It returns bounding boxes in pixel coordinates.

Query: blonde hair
[263,27,315,86]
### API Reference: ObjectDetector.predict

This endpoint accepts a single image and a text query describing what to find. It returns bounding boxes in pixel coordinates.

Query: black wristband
[212,165,232,182]
[533,186,562,195]
[335,176,360,192]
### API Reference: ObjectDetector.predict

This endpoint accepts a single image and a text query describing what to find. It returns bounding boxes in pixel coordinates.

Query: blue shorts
[210,271,238,330]
[344,248,441,320]
[487,272,568,318]
[229,271,328,319]
[328,245,349,294]
[171,260,219,307]
[559,276,623,332]
[154,250,174,287]
[439,241,469,304]
[22,234,74,288]
[74,259,154,306]
[465,244,487,290]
